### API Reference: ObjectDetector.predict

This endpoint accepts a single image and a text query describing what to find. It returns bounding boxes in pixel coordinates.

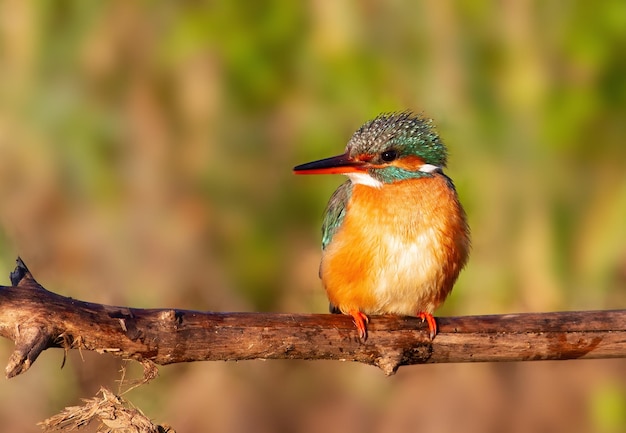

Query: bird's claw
[349,311,369,342]
[418,311,437,340]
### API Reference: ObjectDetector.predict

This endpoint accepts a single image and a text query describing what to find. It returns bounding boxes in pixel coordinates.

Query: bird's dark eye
[381,150,397,162]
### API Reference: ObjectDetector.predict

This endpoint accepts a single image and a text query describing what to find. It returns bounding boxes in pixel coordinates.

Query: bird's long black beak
[293,152,365,175]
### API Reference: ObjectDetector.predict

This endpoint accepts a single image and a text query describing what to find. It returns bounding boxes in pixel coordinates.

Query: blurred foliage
[591,382,626,433]
[0,1,625,432]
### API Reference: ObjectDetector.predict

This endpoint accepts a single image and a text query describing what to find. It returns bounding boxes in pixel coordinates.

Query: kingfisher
[294,111,470,341]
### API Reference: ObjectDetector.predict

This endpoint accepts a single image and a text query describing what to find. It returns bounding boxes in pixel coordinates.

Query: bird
[293,111,470,341]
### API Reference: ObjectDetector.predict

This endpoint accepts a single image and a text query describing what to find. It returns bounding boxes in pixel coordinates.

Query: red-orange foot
[348,310,369,341]
[418,311,437,340]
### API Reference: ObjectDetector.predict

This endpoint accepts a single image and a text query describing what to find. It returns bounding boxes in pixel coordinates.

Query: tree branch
[1,258,625,376]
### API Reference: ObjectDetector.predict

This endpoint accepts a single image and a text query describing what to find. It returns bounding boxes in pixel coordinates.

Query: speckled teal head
[294,111,448,186]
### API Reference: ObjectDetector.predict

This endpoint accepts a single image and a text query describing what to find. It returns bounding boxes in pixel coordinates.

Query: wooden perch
[1,258,625,377]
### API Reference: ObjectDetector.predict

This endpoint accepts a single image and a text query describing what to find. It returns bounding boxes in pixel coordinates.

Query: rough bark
[1,258,625,376]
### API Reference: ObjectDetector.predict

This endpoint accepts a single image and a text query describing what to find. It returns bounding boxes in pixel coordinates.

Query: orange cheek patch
[391,155,426,171]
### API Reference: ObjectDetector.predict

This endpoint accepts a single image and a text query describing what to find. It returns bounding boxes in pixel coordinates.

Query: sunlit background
[1,1,626,432]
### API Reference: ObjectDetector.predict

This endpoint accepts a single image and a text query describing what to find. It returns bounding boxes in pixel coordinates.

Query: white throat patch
[346,172,383,188]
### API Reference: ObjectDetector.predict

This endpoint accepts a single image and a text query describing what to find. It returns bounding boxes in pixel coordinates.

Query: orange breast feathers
[320,175,470,317]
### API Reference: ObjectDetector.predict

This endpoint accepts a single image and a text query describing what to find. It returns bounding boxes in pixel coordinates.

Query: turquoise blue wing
[321,181,352,250]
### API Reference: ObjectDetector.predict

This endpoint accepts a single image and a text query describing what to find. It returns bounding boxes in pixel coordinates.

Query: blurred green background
[1,1,626,432]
